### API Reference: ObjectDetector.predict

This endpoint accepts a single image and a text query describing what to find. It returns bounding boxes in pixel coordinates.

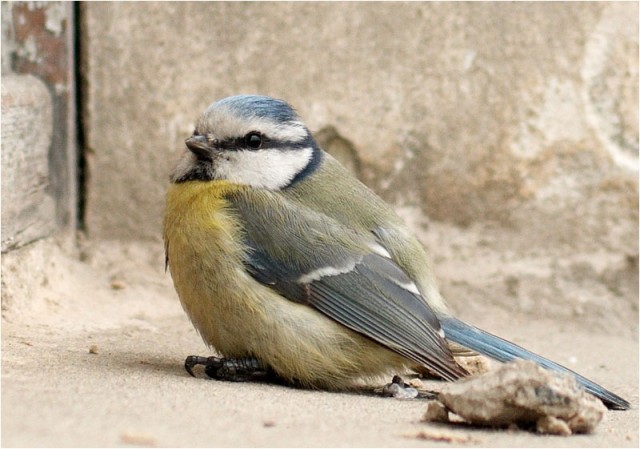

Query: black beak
[185,135,214,160]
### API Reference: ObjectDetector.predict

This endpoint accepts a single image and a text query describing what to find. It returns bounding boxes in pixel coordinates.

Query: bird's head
[171,95,322,189]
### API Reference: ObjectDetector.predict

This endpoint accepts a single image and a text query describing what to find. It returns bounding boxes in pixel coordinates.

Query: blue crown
[214,95,299,123]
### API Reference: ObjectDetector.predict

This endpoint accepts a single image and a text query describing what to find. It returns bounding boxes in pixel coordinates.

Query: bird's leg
[184,355,272,382]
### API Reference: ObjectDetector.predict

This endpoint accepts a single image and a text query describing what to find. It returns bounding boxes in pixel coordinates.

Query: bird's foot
[184,355,272,382]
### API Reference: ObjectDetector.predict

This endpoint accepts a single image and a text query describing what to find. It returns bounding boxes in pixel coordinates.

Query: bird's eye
[245,132,263,149]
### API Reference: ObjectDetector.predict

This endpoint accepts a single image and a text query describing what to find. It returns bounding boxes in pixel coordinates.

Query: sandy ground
[1,238,638,447]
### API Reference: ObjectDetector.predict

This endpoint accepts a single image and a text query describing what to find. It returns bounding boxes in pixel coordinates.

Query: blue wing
[227,189,468,382]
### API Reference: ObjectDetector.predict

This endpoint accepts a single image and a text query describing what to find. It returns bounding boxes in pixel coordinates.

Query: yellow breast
[163,180,261,354]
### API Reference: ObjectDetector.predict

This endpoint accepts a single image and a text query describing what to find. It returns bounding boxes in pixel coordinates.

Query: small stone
[410,429,476,444]
[110,279,126,290]
[455,355,492,375]
[423,401,450,423]
[120,431,157,446]
[88,344,99,354]
[407,378,425,389]
[537,416,572,436]
[431,360,607,435]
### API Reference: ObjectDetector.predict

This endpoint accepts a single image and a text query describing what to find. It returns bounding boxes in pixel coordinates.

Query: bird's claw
[184,355,270,382]
[184,355,222,377]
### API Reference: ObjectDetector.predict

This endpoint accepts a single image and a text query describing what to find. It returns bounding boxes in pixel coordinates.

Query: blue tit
[163,95,629,410]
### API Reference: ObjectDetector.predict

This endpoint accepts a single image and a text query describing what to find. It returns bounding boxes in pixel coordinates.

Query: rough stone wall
[1,74,56,251]
[1,2,76,251]
[81,3,638,331]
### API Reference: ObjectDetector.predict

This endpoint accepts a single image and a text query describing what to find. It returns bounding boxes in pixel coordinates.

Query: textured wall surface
[1,2,77,245]
[1,74,55,251]
[2,1,78,231]
[81,2,638,329]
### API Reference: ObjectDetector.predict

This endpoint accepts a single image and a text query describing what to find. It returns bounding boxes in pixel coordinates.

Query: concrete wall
[81,2,638,330]
[1,2,76,251]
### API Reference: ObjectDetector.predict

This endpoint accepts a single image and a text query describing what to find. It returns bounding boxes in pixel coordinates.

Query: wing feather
[231,189,467,381]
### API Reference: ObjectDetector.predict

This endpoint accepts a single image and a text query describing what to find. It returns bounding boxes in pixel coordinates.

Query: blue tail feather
[441,317,630,410]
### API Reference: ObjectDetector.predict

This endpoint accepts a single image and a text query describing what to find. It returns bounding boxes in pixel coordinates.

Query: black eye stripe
[216,134,314,151]
[218,135,270,150]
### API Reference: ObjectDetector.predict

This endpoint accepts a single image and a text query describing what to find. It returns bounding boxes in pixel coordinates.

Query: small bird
[163,95,630,410]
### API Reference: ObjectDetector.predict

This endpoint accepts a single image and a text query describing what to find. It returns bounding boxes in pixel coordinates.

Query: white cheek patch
[214,147,314,190]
